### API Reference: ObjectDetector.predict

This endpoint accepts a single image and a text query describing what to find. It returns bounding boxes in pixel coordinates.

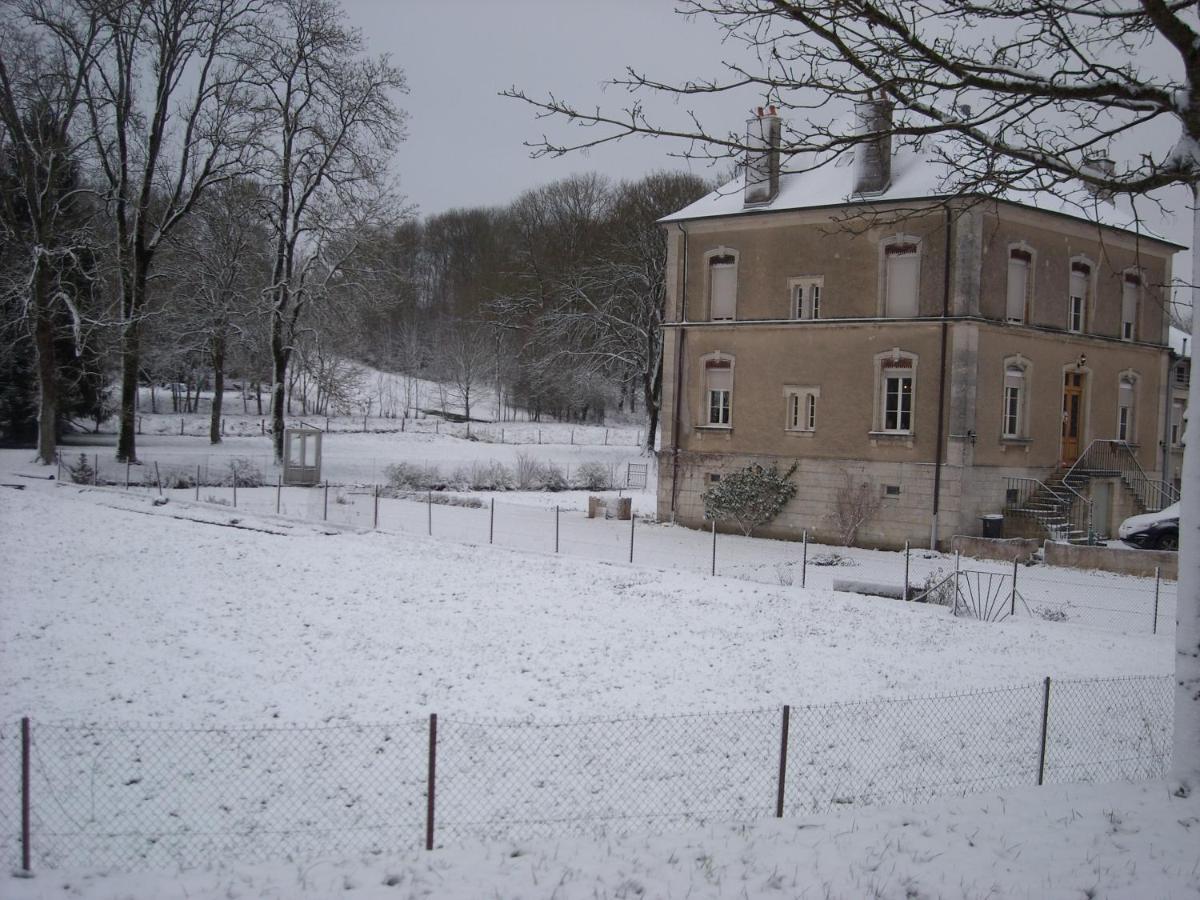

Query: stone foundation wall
[657,450,1062,550]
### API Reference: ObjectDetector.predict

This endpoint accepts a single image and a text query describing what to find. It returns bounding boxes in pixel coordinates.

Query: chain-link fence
[59,455,1176,638]
[2,675,1173,873]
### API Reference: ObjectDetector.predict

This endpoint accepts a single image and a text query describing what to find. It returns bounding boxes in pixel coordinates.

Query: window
[883,484,901,498]
[790,276,823,320]
[703,356,733,426]
[1171,399,1185,446]
[784,386,819,433]
[1068,261,1090,333]
[873,350,918,435]
[708,251,737,320]
[1006,248,1032,323]
[1121,271,1140,341]
[1176,363,1189,387]
[1118,375,1135,442]
[1002,362,1028,438]
[883,240,920,317]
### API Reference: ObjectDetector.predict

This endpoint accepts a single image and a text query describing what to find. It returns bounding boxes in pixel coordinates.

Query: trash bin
[980,514,1004,538]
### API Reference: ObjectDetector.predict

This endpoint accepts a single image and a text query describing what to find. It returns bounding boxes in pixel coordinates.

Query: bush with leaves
[702,462,798,536]
[67,453,95,485]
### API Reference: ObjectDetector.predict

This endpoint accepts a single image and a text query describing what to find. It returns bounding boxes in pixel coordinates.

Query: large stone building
[656,105,1184,549]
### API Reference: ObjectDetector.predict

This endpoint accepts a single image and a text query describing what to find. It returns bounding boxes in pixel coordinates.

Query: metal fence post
[196,465,201,501]
[125,460,130,490]
[775,705,790,818]
[324,482,329,521]
[20,716,31,876]
[276,474,282,514]
[427,490,432,535]
[179,417,184,436]
[93,454,98,486]
[904,541,910,601]
[1037,676,1051,785]
[954,551,961,612]
[425,713,437,851]
[373,485,379,529]
[154,461,162,497]
[629,513,635,564]
[489,498,495,544]
[232,473,237,508]
[801,530,808,588]
[555,505,560,553]
[1011,557,1019,616]
[56,453,62,482]
[711,520,717,577]
[1152,567,1161,634]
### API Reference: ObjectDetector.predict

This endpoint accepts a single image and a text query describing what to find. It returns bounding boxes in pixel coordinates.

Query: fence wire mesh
[1,675,1173,872]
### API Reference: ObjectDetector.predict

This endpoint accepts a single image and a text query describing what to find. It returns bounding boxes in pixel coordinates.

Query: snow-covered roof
[662,149,1185,250]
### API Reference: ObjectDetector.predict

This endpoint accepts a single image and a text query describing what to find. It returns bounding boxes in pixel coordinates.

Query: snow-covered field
[0,426,1188,895]
[7,782,1198,899]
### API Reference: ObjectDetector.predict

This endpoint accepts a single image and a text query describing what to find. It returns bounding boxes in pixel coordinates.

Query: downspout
[669,221,689,519]
[931,205,952,549]
[1162,350,1173,484]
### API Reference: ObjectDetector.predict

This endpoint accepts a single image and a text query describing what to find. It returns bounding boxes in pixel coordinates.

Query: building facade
[656,108,1182,549]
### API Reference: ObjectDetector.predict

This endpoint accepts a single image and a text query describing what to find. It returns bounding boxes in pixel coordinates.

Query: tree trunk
[209,335,225,445]
[116,316,141,462]
[642,336,663,453]
[32,265,58,465]
[1174,184,1200,796]
[271,324,288,460]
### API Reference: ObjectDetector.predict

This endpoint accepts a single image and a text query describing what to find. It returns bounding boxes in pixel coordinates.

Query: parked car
[1117,502,1179,551]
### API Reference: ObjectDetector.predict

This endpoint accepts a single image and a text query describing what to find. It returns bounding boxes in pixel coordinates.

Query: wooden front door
[1061,372,1084,465]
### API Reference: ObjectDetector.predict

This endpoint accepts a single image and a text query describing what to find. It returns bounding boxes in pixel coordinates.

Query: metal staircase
[1064,440,1179,513]
[1004,440,1178,544]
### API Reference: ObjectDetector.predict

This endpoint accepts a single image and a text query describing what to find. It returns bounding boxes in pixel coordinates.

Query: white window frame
[1001,356,1031,439]
[789,276,823,320]
[1068,257,1093,334]
[1117,372,1137,443]
[880,234,922,318]
[783,385,820,433]
[700,352,734,428]
[706,248,739,321]
[872,349,918,435]
[1006,244,1034,323]
[1172,399,1185,446]
[1121,269,1141,341]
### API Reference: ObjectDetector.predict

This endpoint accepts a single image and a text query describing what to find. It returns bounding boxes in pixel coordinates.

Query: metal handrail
[1004,475,1092,542]
[1066,439,1179,512]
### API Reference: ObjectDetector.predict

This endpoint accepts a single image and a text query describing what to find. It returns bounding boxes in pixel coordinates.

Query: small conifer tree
[702,462,798,536]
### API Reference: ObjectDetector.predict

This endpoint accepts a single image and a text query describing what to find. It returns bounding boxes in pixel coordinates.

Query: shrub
[827,470,882,547]
[67,453,95,485]
[157,466,196,489]
[384,461,439,491]
[222,457,265,487]
[541,462,568,492]
[574,461,612,491]
[913,568,955,606]
[702,462,798,536]
[514,452,542,490]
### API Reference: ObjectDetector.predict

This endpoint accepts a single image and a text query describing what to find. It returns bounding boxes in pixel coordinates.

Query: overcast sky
[341,0,747,217]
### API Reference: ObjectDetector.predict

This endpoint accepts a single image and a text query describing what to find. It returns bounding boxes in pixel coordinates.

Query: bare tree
[437,318,492,423]
[242,0,406,460]
[507,0,1200,796]
[163,178,269,443]
[32,0,262,462]
[0,1,101,463]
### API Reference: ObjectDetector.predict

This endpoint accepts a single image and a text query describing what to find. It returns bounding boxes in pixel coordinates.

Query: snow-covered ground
[6,782,1198,899]
[0,433,1187,894]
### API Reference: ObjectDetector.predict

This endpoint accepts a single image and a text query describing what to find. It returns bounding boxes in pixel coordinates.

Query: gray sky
[342,0,745,217]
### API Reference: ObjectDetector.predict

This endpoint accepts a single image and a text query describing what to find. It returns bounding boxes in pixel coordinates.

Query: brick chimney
[743,106,781,207]
[853,97,893,196]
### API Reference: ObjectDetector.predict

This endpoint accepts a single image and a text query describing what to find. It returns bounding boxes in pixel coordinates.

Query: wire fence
[63,455,1177,639]
[119,413,645,446]
[1,675,1173,873]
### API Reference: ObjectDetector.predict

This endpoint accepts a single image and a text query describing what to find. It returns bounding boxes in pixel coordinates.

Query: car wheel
[1155,531,1178,551]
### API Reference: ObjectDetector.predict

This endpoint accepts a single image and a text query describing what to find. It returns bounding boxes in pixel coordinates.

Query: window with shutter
[884,243,920,317]
[1007,249,1031,322]
[709,254,737,320]
[1069,262,1089,333]
[1121,272,1139,341]
[704,359,733,426]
